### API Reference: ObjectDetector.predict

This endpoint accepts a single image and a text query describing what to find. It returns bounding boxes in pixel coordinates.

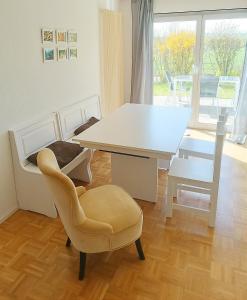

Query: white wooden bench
[9,95,101,218]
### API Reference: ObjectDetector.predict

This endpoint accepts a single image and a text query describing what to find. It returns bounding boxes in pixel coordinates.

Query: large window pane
[199,18,247,127]
[153,21,197,107]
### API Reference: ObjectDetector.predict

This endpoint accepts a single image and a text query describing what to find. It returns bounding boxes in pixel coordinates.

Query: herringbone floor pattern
[1,130,247,300]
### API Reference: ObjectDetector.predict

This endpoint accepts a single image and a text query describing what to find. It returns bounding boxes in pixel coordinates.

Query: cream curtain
[100,10,124,116]
[230,44,247,144]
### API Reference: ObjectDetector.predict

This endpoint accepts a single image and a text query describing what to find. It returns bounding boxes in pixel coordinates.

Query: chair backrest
[165,71,174,90]
[218,114,227,124]
[37,148,86,232]
[200,75,219,97]
[219,107,227,117]
[213,123,226,185]
[215,111,228,134]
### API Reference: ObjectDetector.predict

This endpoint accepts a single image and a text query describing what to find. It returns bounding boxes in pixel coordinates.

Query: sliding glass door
[153,11,247,130]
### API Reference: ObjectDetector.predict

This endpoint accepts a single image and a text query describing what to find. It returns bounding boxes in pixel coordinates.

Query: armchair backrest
[37,149,86,230]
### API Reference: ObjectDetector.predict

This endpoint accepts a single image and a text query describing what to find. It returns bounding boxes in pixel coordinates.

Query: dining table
[73,103,191,202]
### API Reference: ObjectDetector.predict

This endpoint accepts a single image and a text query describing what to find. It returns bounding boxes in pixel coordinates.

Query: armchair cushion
[74,117,99,136]
[79,185,142,234]
[27,141,84,168]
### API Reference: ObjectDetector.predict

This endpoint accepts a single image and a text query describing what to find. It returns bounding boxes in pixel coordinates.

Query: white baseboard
[0,206,18,224]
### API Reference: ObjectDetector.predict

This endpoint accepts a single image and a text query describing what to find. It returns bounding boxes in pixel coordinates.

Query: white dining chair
[179,113,228,160]
[166,123,226,227]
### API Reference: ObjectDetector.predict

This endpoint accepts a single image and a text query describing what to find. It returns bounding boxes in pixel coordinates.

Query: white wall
[119,0,247,102]
[0,0,113,222]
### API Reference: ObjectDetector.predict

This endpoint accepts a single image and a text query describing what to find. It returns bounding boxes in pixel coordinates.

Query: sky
[154,18,247,38]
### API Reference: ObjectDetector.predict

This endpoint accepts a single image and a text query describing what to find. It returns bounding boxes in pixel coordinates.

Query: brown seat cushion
[27,141,84,168]
[74,116,99,136]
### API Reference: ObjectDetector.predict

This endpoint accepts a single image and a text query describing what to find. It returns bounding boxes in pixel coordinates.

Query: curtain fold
[230,44,247,144]
[100,10,124,116]
[130,0,153,104]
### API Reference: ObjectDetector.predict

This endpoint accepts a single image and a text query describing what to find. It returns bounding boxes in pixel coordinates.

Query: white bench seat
[24,148,92,179]
[24,162,42,174]
[169,157,213,184]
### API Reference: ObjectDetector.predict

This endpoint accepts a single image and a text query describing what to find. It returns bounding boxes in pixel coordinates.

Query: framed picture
[41,28,55,44]
[56,30,67,43]
[43,47,55,62]
[68,47,78,60]
[57,47,67,61]
[67,30,77,43]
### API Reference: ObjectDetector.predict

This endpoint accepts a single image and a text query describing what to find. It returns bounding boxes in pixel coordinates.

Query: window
[153,11,247,129]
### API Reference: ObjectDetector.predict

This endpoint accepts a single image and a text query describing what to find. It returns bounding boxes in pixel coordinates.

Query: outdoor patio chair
[200,75,219,105]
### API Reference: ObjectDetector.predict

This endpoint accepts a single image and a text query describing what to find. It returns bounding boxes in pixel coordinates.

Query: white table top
[73,104,191,159]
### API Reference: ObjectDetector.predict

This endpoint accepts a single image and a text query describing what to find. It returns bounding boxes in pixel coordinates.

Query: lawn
[217,83,236,99]
[153,82,170,96]
[153,82,236,100]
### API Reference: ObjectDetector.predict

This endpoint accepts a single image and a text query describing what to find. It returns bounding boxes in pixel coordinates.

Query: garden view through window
[153,14,247,128]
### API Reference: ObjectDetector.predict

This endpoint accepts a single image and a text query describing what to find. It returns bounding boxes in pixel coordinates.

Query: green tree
[207,23,243,76]
[153,31,196,81]
[153,38,166,81]
[163,31,196,76]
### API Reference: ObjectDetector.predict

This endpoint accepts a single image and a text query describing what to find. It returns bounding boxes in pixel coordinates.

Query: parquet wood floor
[1,130,247,300]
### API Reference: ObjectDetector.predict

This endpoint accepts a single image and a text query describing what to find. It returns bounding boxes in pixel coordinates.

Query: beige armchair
[37,148,145,280]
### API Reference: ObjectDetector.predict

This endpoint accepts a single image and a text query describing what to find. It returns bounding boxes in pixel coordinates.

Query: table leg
[158,159,171,170]
[111,153,158,202]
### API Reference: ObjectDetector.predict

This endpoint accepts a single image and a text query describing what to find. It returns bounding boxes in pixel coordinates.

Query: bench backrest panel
[9,114,60,166]
[58,95,101,140]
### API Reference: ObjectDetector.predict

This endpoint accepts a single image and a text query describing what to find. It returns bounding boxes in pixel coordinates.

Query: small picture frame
[57,47,67,61]
[56,30,67,43]
[68,47,78,60]
[41,28,55,44]
[67,30,77,43]
[43,47,55,62]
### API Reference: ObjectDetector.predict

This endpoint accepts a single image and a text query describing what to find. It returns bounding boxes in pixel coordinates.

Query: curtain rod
[154,7,247,16]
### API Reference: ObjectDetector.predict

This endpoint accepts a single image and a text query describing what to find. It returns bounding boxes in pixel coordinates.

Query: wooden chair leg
[135,238,145,260]
[79,252,87,280]
[66,237,71,247]
[172,181,177,198]
[208,188,218,227]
